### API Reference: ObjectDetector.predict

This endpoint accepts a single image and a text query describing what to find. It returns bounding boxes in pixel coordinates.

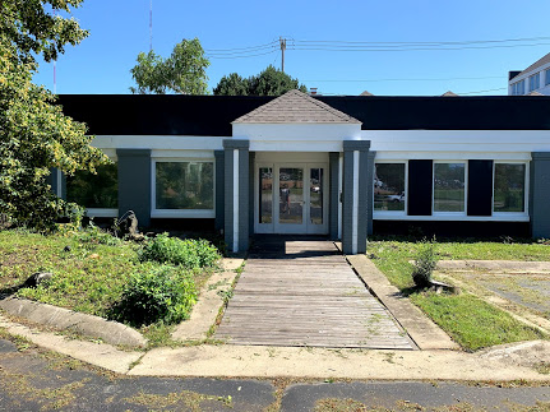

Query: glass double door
[256,163,328,234]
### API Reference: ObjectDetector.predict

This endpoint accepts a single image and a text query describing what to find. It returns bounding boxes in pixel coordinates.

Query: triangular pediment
[233,89,361,124]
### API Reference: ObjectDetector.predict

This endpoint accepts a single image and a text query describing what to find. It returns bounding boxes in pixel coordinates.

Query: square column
[223,140,250,253]
[530,152,550,238]
[342,141,371,255]
[117,149,152,227]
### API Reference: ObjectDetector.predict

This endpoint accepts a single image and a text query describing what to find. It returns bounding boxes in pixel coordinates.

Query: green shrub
[110,265,197,326]
[139,233,219,269]
[412,238,438,287]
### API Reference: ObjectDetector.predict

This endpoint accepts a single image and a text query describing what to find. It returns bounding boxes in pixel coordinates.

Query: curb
[0,297,147,348]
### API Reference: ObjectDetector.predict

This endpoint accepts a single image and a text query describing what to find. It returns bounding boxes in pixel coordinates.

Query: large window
[494,164,526,213]
[66,162,118,209]
[155,161,214,210]
[374,163,405,212]
[546,69,550,86]
[529,73,540,92]
[433,163,465,212]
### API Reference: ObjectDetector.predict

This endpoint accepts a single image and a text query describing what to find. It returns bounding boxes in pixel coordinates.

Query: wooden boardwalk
[216,238,415,349]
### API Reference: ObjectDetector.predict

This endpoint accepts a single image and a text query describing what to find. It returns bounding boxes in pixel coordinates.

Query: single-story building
[50,90,550,254]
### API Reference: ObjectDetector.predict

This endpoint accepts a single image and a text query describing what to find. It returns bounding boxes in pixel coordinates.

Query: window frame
[492,161,529,218]
[151,158,216,219]
[372,160,408,218]
[432,160,467,217]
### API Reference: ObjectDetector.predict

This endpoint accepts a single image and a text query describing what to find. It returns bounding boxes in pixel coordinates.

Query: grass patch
[369,237,549,351]
[124,391,232,411]
[411,292,544,351]
[0,228,219,330]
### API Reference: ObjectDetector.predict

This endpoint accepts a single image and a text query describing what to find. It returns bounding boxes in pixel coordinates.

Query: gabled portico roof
[232,89,362,124]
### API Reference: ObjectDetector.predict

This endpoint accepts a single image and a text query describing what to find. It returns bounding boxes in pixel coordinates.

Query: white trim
[151,210,215,219]
[338,153,343,240]
[374,215,530,222]
[92,135,225,151]
[492,161,530,216]
[373,161,408,215]
[233,149,239,253]
[432,161,467,216]
[152,157,215,163]
[374,151,532,161]
[152,150,215,159]
[352,150,359,255]
[86,208,119,218]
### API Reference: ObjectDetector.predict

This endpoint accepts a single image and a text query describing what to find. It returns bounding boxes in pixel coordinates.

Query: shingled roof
[518,52,550,77]
[232,89,361,124]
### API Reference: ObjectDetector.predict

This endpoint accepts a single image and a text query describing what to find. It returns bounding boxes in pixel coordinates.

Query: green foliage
[110,265,197,326]
[139,233,220,269]
[0,1,109,231]
[213,65,308,96]
[0,0,88,64]
[130,38,210,95]
[412,238,438,287]
[213,73,250,96]
[73,221,121,247]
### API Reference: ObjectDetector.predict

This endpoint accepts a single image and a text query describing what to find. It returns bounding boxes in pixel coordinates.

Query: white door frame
[254,161,329,235]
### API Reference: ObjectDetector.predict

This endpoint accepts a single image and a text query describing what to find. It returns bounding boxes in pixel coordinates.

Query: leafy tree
[130,38,210,95]
[213,65,308,96]
[0,0,109,230]
[212,73,249,96]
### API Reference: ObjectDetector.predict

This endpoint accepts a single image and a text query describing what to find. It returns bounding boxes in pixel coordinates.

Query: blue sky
[34,0,550,96]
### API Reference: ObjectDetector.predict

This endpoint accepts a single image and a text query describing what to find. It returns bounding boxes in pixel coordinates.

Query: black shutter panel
[408,160,433,216]
[468,160,493,216]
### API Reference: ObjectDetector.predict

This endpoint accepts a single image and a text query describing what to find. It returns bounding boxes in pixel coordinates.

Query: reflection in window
[66,162,118,209]
[374,163,405,211]
[310,168,324,224]
[259,167,272,223]
[279,168,303,224]
[494,164,525,213]
[434,163,465,212]
[156,162,213,210]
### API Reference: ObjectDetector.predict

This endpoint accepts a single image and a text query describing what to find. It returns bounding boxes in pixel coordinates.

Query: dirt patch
[435,260,550,325]
[479,340,550,374]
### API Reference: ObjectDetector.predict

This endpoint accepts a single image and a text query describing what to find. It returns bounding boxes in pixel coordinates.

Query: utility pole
[279,37,287,72]
[149,0,153,52]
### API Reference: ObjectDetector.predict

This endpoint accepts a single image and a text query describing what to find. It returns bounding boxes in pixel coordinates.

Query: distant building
[509,52,550,95]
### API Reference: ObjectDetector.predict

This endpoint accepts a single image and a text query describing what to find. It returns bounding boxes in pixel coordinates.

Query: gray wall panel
[366,152,376,236]
[117,149,151,227]
[223,140,250,253]
[531,152,550,238]
[329,152,340,240]
[342,141,371,255]
[214,150,225,232]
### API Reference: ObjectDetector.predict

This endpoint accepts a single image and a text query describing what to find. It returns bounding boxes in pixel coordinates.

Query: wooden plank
[215,238,413,350]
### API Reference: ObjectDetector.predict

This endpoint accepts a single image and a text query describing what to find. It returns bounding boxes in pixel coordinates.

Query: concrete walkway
[215,237,414,349]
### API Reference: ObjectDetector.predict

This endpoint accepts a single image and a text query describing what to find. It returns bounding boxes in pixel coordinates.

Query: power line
[459,87,507,95]
[206,49,278,60]
[287,42,550,52]
[293,35,550,47]
[303,76,502,83]
[206,40,278,53]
